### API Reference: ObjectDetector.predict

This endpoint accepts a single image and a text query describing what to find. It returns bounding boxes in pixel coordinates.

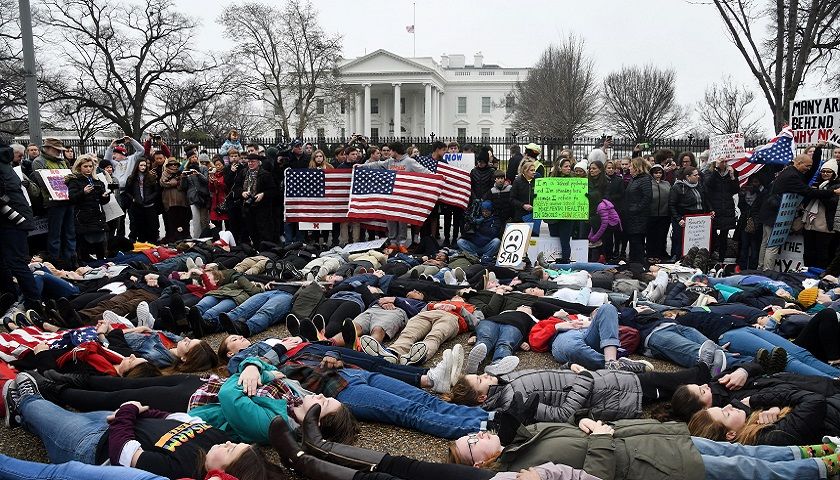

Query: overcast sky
[176,0,831,137]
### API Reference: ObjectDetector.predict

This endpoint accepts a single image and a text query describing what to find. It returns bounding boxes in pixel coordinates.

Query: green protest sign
[533,177,589,220]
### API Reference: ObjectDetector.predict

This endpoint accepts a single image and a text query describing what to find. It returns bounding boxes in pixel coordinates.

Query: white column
[363,84,371,138]
[354,92,362,136]
[423,83,432,137]
[438,90,445,136]
[344,97,353,136]
[430,86,438,135]
[392,83,401,139]
[413,94,423,137]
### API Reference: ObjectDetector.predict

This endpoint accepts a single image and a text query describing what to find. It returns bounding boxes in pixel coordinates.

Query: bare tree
[712,0,840,129]
[218,0,344,139]
[47,97,111,150]
[149,77,228,146]
[0,0,27,136]
[39,0,225,138]
[695,76,766,139]
[189,94,272,144]
[602,64,685,142]
[510,36,601,142]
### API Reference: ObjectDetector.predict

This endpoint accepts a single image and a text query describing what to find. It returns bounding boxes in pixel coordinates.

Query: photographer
[65,155,110,260]
[281,138,310,169]
[0,142,40,313]
[104,135,144,237]
[222,149,247,242]
[233,153,276,246]
[142,132,171,160]
[180,150,210,238]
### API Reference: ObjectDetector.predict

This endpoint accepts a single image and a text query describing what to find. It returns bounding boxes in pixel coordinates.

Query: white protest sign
[682,214,713,256]
[527,237,588,264]
[343,238,387,253]
[96,173,124,222]
[442,152,475,172]
[766,193,804,248]
[13,166,31,205]
[497,223,532,268]
[709,133,746,162]
[298,222,332,231]
[775,234,804,273]
[37,169,71,201]
[790,97,840,146]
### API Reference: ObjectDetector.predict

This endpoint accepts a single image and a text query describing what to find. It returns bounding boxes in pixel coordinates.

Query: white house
[303,50,528,139]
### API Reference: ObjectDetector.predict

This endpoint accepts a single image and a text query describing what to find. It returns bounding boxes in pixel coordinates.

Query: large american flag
[728,126,795,186]
[284,168,352,223]
[417,156,472,209]
[348,168,444,226]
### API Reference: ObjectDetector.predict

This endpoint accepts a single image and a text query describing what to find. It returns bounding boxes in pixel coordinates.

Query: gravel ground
[0,322,682,474]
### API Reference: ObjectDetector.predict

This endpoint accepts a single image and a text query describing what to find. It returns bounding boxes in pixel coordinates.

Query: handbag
[215,192,233,215]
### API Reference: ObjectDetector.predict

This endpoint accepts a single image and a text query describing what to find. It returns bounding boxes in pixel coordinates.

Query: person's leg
[375,454,496,480]
[386,221,399,246]
[793,309,840,362]
[0,455,167,480]
[57,382,197,412]
[19,395,108,464]
[225,291,272,322]
[303,344,426,385]
[670,218,683,259]
[244,291,293,335]
[557,221,573,261]
[581,304,621,354]
[477,239,501,262]
[84,374,197,391]
[693,437,823,480]
[758,225,773,270]
[0,228,39,306]
[551,330,603,369]
[60,205,76,263]
[474,319,501,358]
[194,295,222,315]
[492,324,523,361]
[420,312,459,357]
[728,327,840,377]
[647,324,743,368]
[324,301,364,338]
[456,238,480,256]
[389,316,432,355]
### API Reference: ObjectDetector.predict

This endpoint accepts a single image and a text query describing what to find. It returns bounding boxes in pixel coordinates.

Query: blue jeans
[301,344,426,386]
[19,395,109,464]
[195,295,237,330]
[32,267,80,299]
[475,320,523,361]
[647,324,751,368]
[456,238,501,263]
[336,369,488,439]
[153,252,201,276]
[88,252,149,268]
[720,327,840,378]
[692,437,823,480]
[547,220,574,261]
[225,290,293,335]
[46,204,76,261]
[0,454,166,480]
[551,303,621,369]
[549,262,618,272]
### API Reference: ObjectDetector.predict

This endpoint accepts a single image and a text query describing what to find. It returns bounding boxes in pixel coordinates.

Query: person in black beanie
[0,141,41,313]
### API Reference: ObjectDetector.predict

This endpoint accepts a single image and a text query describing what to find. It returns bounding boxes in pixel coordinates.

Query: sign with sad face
[497,223,533,268]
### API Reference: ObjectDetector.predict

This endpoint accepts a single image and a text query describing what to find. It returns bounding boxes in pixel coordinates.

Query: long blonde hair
[308,149,333,169]
[71,154,97,176]
[518,160,536,178]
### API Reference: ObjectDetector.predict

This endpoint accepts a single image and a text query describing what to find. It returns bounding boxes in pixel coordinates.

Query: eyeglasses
[821,170,834,174]
[466,433,479,464]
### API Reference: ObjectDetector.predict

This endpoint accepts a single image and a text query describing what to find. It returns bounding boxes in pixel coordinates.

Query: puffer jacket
[622,173,652,234]
[649,179,671,217]
[65,174,109,235]
[470,165,496,201]
[483,369,642,423]
[669,180,709,219]
[704,167,740,230]
[204,272,263,305]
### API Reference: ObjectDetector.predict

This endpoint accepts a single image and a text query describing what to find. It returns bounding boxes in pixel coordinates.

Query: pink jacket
[490,462,600,480]
[588,199,622,243]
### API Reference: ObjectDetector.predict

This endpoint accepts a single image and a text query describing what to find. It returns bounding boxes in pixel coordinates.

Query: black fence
[16,135,777,171]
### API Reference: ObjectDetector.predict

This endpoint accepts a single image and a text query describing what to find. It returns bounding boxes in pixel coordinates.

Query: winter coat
[181,170,210,208]
[759,163,834,226]
[482,369,642,423]
[589,200,622,242]
[31,152,70,208]
[510,175,536,222]
[804,179,840,233]
[465,214,501,247]
[208,171,229,221]
[750,389,827,445]
[736,187,767,231]
[499,419,704,480]
[506,152,524,182]
[669,180,709,220]
[0,149,35,230]
[470,165,495,202]
[621,173,652,234]
[159,170,188,210]
[233,167,276,212]
[649,179,671,217]
[204,272,264,305]
[123,172,160,208]
[65,174,108,235]
[483,185,513,222]
[704,168,740,230]
[662,282,721,308]
[489,462,599,480]
[606,174,624,204]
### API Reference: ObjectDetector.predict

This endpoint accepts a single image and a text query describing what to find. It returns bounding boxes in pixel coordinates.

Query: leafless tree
[47,97,111,151]
[510,37,600,143]
[602,64,686,142]
[38,0,225,138]
[712,0,840,129]
[189,94,272,144]
[695,76,766,139]
[218,0,344,139]
[0,0,27,136]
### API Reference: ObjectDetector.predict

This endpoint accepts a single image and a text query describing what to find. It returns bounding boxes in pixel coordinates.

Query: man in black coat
[0,142,40,312]
[505,144,523,183]
[757,154,840,270]
[235,153,277,247]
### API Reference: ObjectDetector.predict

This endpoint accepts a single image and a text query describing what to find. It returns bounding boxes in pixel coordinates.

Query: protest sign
[497,223,532,268]
[96,173,124,222]
[13,166,31,205]
[532,177,588,220]
[682,213,713,256]
[527,237,588,264]
[789,97,840,146]
[709,133,746,162]
[37,169,71,201]
[775,234,804,273]
[298,222,332,231]
[766,193,804,248]
[442,152,475,172]
[343,238,387,253]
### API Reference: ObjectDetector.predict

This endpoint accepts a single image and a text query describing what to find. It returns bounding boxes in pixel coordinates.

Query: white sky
[177,0,832,137]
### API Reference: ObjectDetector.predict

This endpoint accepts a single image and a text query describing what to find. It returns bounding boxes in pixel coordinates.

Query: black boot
[302,405,384,470]
[186,307,205,338]
[268,415,304,469]
[43,369,90,389]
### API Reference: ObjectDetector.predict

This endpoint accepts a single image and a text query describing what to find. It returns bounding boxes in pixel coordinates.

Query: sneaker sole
[465,343,487,374]
[360,336,398,364]
[450,344,464,386]
[403,343,427,366]
[2,380,15,428]
[484,356,520,376]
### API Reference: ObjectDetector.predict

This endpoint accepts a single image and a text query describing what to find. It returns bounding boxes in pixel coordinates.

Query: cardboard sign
[790,97,840,146]
[533,177,589,220]
[298,222,332,231]
[497,223,532,268]
[442,152,475,172]
[96,173,124,222]
[37,169,71,201]
[527,237,588,264]
[343,238,387,253]
[682,213,713,256]
[766,193,804,248]
[775,234,804,273]
[709,133,746,162]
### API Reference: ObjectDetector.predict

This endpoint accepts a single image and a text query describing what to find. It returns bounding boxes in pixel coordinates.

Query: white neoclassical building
[303,50,529,139]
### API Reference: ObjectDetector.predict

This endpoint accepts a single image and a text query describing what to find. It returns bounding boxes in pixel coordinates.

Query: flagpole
[412,2,416,57]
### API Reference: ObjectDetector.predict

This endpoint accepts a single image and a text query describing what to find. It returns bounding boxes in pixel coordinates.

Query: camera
[0,194,25,226]
[243,196,256,207]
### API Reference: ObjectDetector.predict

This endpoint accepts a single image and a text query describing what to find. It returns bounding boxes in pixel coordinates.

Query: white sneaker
[454,267,466,283]
[103,310,134,328]
[443,271,458,286]
[185,257,198,271]
[401,342,428,366]
[360,335,398,364]
[195,257,204,268]
[428,349,453,394]
[465,343,487,374]
[136,301,155,328]
[450,343,465,386]
[484,355,520,375]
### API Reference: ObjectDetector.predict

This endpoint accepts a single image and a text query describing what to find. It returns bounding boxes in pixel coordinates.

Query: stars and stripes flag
[0,326,70,362]
[284,169,352,223]
[348,168,444,226]
[417,156,472,209]
[405,25,414,33]
[728,126,796,186]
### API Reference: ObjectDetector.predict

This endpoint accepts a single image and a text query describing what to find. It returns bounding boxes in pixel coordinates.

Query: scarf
[243,168,259,195]
[39,150,68,170]
[675,179,703,210]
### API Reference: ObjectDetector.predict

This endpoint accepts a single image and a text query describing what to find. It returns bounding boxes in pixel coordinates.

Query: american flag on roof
[284,169,352,223]
[728,126,796,186]
[417,156,472,209]
[348,168,444,226]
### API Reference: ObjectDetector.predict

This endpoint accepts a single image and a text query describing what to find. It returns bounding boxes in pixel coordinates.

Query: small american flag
[405,25,415,33]
[418,156,472,209]
[284,169,352,223]
[728,126,796,186]
[348,168,444,226]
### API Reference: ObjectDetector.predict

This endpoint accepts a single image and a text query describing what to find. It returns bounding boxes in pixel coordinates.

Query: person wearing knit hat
[798,287,819,309]
[573,161,588,177]
[802,158,840,268]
